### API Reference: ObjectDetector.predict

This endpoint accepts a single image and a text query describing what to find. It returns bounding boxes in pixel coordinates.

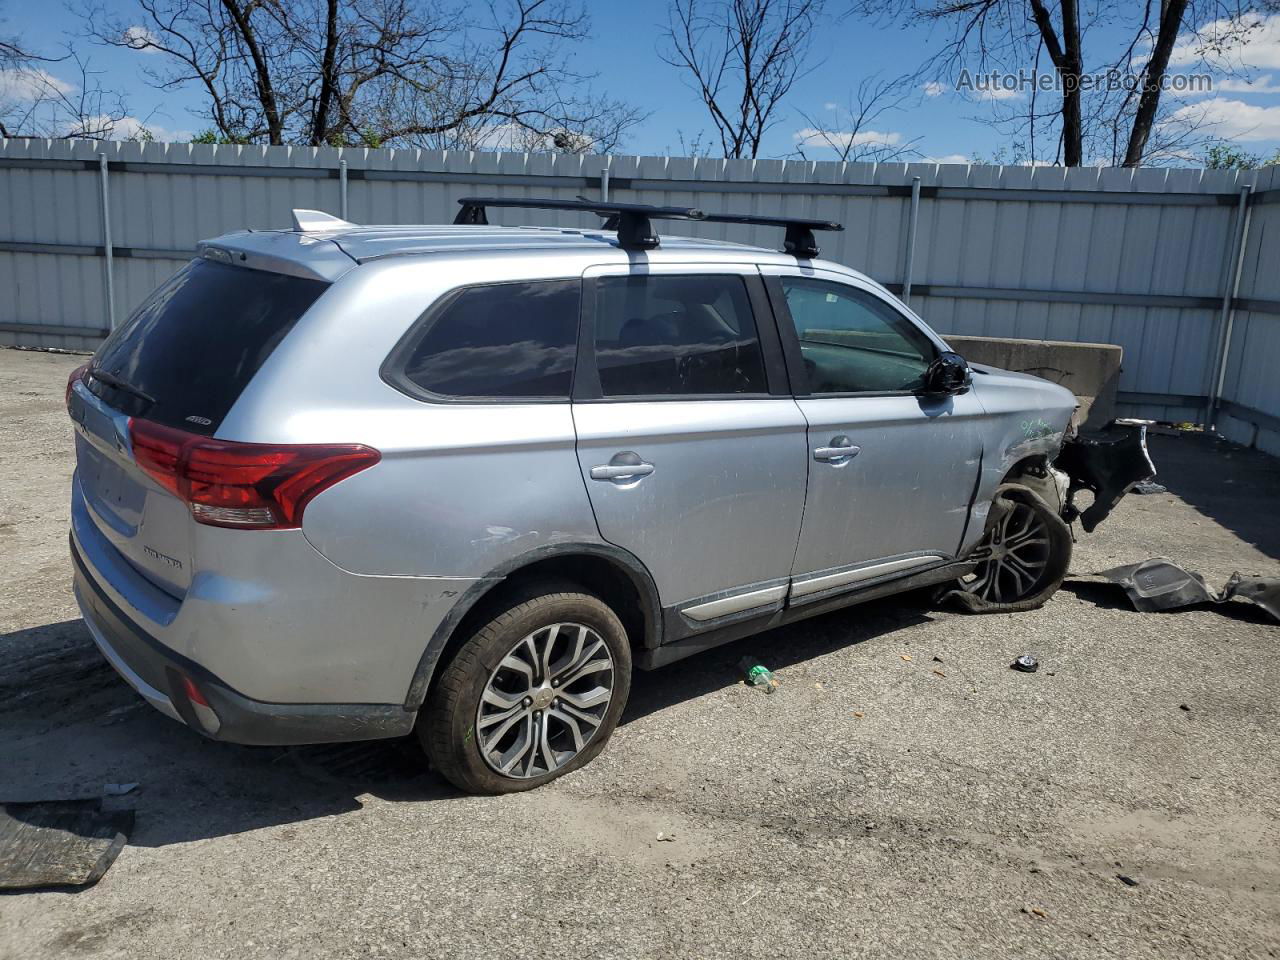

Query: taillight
[66,362,89,409]
[129,418,380,530]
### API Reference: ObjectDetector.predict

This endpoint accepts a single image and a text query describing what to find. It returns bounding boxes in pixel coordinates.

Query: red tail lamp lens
[177,673,222,735]
[129,419,380,530]
[66,363,89,409]
[179,673,210,707]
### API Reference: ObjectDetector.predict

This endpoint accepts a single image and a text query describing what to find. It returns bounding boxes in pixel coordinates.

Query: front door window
[780,277,935,394]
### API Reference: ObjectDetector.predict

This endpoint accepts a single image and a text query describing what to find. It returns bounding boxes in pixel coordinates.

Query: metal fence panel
[1219,166,1280,454]
[1,138,1277,439]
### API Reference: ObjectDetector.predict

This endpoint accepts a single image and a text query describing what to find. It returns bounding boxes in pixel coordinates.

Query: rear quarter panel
[216,252,605,578]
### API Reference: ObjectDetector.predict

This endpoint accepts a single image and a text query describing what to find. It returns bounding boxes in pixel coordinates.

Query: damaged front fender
[1054,423,1157,532]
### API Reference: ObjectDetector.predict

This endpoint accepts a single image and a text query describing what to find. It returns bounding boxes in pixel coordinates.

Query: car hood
[969,361,1077,409]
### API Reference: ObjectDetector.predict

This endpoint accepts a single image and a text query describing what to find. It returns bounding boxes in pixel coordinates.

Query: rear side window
[390,280,580,399]
[90,259,328,434]
[592,274,767,397]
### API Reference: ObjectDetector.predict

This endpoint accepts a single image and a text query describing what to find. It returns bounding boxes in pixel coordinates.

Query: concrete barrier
[944,334,1123,430]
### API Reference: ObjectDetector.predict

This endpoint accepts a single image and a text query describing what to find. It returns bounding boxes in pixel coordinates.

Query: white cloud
[980,85,1022,102]
[121,25,162,52]
[1177,72,1280,98]
[0,67,74,103]
[794,127,903,150]
[926,153,972,164]
[1213,72,1280,94]
[1171,12,1280,69]
[922,81,945,98]
[1167,97,1280,140]
[73,115,193,142]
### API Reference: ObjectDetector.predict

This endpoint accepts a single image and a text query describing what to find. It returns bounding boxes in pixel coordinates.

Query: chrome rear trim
[681,583,788,622]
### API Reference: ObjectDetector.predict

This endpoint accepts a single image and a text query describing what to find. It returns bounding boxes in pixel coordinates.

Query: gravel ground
[1,346,1277,960]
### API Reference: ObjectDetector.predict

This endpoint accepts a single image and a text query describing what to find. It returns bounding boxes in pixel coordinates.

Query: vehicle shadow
[1146,433,1280,563]
[0,620,453,856]
[1,597,934,853]
[622,591,935,725]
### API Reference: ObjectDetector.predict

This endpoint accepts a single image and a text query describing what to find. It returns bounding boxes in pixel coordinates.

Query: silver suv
[67,198,1152,794]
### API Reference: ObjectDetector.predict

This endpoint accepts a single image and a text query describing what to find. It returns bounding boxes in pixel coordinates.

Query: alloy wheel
[961,498,1053,604]
[475,622,615,779]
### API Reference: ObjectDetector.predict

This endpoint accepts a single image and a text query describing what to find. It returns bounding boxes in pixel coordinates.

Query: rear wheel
[951,485,1072,613]
[420,589,631,794]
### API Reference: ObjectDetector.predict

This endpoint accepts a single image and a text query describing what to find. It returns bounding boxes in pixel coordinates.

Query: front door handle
[590,451,654,484]
[814,436,860,464]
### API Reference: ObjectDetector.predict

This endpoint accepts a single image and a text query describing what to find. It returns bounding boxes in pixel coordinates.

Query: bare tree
[661,0,824,159]
[82,0,643,150]
[850,0,1278,166]
[0,17,31,137]
[1,7,133,140]
[792,73,923,161]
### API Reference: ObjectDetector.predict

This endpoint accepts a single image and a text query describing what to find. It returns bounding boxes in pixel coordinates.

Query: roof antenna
[291,209,354,232]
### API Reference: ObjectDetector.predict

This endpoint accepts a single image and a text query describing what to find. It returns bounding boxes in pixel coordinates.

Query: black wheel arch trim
[402,540,662,710]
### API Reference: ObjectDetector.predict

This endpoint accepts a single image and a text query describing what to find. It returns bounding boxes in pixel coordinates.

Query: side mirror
[922,351,971,396]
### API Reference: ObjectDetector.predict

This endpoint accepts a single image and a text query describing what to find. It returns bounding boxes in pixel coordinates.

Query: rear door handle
[814,437,860,464]
[590,452,654,483]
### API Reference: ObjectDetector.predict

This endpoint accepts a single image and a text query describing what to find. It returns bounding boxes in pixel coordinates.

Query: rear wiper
[89,367,155,405]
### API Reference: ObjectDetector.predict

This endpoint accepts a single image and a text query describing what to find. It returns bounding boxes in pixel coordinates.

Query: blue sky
[5,0,1280,164]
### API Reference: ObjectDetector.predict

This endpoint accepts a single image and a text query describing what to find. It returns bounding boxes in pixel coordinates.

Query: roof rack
[453,196,842,258]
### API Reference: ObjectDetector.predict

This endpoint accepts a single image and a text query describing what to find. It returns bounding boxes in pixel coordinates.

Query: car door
[761,267,987,603]
[571,264,808,627]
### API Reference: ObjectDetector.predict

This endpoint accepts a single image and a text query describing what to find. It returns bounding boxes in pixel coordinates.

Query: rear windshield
[89,258,328,434]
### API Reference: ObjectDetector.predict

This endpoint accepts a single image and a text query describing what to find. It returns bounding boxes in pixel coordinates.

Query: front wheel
[420,589,631,794]
[951,484,1072,613]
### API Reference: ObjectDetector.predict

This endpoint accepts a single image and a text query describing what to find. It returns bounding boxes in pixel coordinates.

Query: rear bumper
[72,535,415,746]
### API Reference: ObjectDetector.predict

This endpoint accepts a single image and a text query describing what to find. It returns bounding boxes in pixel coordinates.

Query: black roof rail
[452,196,842,258]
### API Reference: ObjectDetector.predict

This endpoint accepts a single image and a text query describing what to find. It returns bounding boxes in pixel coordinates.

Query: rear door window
[592,274,768,397]
[89,258,328,434]
[389,280,580,400]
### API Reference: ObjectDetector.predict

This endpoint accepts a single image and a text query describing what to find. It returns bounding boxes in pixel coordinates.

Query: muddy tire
[420,589,631,795]
[949,483,1072,614]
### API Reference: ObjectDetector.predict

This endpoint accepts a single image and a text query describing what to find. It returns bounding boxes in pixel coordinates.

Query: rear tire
[950,484,1072,613]
[420,589,631,794]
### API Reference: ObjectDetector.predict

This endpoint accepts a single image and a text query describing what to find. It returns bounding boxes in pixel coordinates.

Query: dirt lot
[1,346,1278,960]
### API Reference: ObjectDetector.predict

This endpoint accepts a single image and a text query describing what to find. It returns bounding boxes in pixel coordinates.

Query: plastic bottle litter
[738,657,779,694]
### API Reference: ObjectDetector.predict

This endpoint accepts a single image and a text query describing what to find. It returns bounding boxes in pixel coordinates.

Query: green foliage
[189,128,252,145]
[1203,143,1280,169]
[321,128,384,148]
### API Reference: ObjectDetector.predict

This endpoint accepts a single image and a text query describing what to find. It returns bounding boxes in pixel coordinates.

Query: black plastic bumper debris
[1056,424,1157,532]
[1099,557,1280,622]
[0,798,133,890]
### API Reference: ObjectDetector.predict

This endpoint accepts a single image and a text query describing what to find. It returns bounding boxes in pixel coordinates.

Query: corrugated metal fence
[3,137,1278,454]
